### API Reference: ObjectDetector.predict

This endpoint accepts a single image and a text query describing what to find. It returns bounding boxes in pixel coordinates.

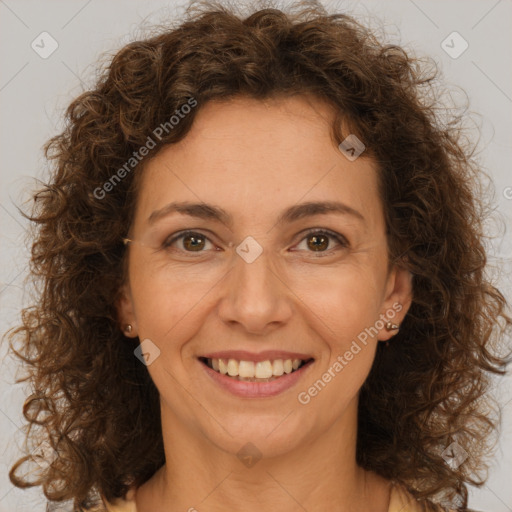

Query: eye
[292,229,349,255]
[162,230,217,253]
[160,228,349,256]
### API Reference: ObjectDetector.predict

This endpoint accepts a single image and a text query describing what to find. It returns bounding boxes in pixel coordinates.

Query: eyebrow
[147,200,365,227]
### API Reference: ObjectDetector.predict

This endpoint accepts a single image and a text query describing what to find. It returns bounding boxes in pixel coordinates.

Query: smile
[200,357,311,381]
[198,354,315,398]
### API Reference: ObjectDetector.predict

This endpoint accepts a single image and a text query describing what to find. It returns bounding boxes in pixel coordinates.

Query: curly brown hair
[6,1,511,511]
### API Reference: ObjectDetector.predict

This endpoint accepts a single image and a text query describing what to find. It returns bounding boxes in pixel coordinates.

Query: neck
[135,395,391,512]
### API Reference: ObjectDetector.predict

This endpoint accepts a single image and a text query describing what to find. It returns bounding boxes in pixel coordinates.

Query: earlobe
[378,266,413,341]
[116,283,137,337]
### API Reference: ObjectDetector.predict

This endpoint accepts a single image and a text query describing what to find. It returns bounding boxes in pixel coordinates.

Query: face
[117,94,412,460]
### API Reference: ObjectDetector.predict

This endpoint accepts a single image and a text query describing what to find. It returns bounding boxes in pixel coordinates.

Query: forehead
[176,94,340,160]
[134,95,383,231]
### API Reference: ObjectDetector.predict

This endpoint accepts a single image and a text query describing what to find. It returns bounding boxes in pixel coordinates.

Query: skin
[117,94,413,512]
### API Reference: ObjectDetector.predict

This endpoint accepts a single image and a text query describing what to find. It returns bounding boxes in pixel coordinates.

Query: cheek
[128,255,223,343]
[129,247,387,349]
[291,262,385,339]
[294,269,382,417]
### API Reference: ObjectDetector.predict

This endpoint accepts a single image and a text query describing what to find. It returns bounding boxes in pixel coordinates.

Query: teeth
[272,359,284,376]
[227,359,239,376]
[238,360,255,378]
[218,359,228,375]
[255,360,273,379]
[206,357,307,378]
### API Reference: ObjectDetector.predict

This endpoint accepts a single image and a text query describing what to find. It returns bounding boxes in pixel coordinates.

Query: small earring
[384,322,400,348]
[124,324,133,335]
[385,322,400,331]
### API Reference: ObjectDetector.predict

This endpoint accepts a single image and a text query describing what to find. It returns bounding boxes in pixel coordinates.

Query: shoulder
[101,482,461,512]
[389,482,424,512]
[101,488,137,512]
[388,482,457,512]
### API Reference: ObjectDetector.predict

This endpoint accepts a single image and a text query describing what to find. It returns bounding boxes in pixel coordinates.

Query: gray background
[1,0,511,510]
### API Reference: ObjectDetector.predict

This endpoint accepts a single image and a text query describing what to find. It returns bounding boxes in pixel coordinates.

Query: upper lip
[199,350,314,362]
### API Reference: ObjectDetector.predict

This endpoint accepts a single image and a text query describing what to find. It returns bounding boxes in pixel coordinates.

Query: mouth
[198,356,314,382]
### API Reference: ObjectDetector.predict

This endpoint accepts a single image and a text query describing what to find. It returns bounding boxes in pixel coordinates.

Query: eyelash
[161,228,349,257]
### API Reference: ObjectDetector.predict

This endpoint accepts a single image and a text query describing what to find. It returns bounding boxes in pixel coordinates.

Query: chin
[201,413,312,461]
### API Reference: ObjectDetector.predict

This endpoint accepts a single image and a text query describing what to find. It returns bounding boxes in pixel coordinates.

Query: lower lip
[199,359,314,398]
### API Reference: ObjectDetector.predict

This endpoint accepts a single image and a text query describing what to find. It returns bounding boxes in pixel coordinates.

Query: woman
[7,1,511,511]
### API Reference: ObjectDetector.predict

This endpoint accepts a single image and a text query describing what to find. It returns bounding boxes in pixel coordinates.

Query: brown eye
[182,233,206,251]
[162,231,214,253]
[293,229,349,255]
[306,233,330,252]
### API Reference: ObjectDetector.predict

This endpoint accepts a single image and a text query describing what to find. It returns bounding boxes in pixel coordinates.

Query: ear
[115,283,138,337]
[377,265,413,341]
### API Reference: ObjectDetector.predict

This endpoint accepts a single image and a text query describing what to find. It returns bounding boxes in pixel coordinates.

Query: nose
[217,247,293,335]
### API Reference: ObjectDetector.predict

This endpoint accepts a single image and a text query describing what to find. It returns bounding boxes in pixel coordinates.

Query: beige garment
[103,482,450,512]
